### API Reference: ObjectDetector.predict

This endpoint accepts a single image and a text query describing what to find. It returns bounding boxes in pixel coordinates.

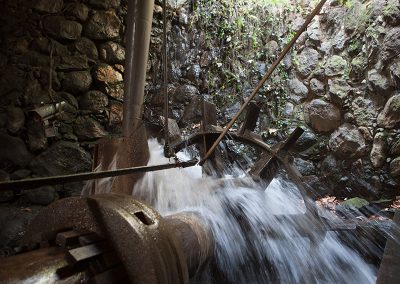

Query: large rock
[329,123,366,159]
[288,77,308,102]
[377,94,400,128]
[64,3,89,22]
[367,69,391,95]
[34,0,63,13]
[93,64,123,84]
[27,120,47,152]
[73,116,108,140]
[89,0,121,9]
[370,132,387,168]
[108,101,123,131]
[350,55,367,80]
[74,38,98,60]
[352,97,378,126]
[381,27,400,63]
[390,138,400,155]
[328,79,352,106]
[102,83,124,101]
[79,91,109,112]
[61,71,92,94]
[29,141,91,176]
[325,55,347,76]
[84,11,121,40]
[179,97,203,126]
[390,156,400,177]
[0,133,33,168]
[43,16,82,41]
[389,60,400,85]
[57,54,89,71]
[294,129,318,151]
[304,99,341,133]
[173,84,199,103]
[99,42,125,64]
[295,47,319,77]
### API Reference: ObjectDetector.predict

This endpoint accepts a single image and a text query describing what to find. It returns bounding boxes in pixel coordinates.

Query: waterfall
[133,139,376,283]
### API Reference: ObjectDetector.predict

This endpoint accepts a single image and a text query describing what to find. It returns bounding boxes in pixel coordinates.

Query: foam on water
[133,140,377,283]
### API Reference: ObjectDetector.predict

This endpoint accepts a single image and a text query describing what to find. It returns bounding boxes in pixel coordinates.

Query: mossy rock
[340,197,369,209]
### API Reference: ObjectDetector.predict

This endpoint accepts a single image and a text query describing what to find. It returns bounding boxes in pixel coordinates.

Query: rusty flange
[20,194,189,284]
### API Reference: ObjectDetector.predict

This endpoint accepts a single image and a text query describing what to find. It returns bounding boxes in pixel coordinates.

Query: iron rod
[199,0,328,166]
[0,160,198,191]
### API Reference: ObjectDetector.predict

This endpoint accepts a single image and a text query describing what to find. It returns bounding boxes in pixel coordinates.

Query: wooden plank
[238,102,260,135]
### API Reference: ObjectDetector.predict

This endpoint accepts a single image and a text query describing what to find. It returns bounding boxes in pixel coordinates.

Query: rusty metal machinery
[0,194,213,284]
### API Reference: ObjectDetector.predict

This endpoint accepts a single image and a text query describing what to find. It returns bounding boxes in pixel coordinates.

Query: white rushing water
[133,140,377,283]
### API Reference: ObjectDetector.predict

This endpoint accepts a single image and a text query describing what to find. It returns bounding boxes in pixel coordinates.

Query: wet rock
[89,0,121,9]
[329,123,366,160]
[389,60,400,85]
[288,77,308,102]
[325,55,347,77]
[79,91,108,112]
[34,0,63,13]
[73,116,108,140]
[43,16,82,41]
[99,42,125,64]
[64,3,89,22]
[307,20,321,44]
[173,84,199,103]
[31,37,69,56]
[6,107,25,134]
[304,99,341,133]
[93,64,123,84]
[61,71,92,94]
[187,64,202,83]
[84,11,121,40]
[294,130,318,151]
[294,158,316,176]
[102,83,124,101]
[179,97,203,126]
[351,97,378,127]
[321,155,342,182]
[57,54,89,71]
[377,94,400,128]
[367,69,391,96]
[370,132,387,168]
[74,38,98,60]
[26,120,47,152]
[390,157,400,177]
[24,186,58,206]
[310,78,325,96]
[29,141,91,176]
[328,79,352,106]
[381,27,400,63]
[282,102,294,117]
[265,40,279,56]
[295,47,319,77]
[0,133,32,168]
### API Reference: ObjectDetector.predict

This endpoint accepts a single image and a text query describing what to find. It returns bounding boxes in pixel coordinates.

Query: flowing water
[131,140,378,283]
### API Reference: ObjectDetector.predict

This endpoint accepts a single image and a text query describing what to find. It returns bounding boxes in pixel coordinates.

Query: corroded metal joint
[0,194,213,284]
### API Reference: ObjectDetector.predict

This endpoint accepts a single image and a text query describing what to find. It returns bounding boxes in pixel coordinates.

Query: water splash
[133,139,377,283]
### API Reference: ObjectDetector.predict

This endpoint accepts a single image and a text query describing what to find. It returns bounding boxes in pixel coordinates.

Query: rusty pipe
[0,195,213,284]
[123,0,155,137]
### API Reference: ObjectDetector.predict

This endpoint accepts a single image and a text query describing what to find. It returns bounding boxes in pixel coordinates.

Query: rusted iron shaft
[0,159,198,191]
[199,0,328,166]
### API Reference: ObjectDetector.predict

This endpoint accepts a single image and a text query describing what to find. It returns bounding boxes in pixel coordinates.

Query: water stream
[132,140,377,283]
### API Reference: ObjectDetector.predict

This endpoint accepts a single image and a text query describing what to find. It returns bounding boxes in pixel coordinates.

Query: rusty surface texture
[0,194,213,284]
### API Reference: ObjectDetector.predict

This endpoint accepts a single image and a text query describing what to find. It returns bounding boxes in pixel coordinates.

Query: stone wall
[0,0,128,204]
[0,0,399,208]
